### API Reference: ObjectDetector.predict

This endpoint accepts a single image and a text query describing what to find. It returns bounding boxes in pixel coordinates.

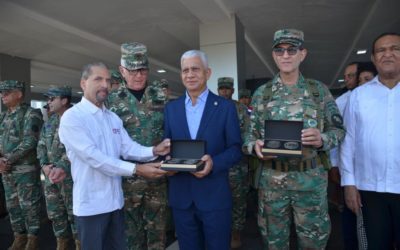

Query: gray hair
[180,50,209,68]
[81,62,109,80]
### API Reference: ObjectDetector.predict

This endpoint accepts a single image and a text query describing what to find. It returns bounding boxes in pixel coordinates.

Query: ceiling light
[356,49,367,55]
[77,91,83,94]
[157,69,166,73]
[338,79,344,83]
[30,85,35,87]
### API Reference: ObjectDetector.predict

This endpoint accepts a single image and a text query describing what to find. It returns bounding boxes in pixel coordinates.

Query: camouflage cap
[239,89,251,98]
[121,42,149,70]
[272,29,304,48]
[110,69,124,84]
[0,80,25,92]
[44,85,72,97]
[217,77,234,89]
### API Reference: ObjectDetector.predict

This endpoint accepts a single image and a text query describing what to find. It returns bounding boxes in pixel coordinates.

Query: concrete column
[0,53,31,111]
[200,15,246,100]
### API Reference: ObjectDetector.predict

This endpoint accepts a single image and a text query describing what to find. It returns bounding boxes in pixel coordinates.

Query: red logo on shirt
[112,128,120,134]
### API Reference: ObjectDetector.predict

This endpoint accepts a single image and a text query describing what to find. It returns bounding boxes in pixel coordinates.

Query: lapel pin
[214,101,218,106]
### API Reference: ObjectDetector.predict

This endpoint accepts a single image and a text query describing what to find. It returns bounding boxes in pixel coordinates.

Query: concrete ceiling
[0,0,399,98]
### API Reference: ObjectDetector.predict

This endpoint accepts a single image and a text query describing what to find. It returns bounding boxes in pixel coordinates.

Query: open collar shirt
[185,88,209,139]
[59,97,155,216]
[340,77,400,193]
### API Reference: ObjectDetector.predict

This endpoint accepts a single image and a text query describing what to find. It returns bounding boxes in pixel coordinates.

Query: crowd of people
[0,29,398,250]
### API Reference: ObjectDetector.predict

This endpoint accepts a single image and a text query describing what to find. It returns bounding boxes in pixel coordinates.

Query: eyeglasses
[273,47,302,56]
[122,67,148,76]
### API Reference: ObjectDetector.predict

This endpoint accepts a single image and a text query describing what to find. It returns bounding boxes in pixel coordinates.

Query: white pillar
[200,15,246,100]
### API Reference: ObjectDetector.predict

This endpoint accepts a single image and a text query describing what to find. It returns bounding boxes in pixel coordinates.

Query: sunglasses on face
[273,47,302,56]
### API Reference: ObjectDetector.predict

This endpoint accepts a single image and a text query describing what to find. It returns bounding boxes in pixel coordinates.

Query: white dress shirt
[340,77,400,194]
[59,97,155,216]
[330,90,352,166]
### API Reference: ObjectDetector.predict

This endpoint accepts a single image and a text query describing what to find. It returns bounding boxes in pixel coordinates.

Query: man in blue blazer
[163,50,242,250]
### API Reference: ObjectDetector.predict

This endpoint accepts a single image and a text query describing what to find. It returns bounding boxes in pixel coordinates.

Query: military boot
[74,239,81,250]
[25,235,38,250]
[8,233,27,250]
[56,237,70,250]
[230,230,242,249]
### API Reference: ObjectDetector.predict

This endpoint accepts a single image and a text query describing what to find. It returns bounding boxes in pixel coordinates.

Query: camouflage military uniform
[37,113,75,238]
[230,100,250,231]
[243,73,345,249]
[108,80,167,250]
[0,102,43,236]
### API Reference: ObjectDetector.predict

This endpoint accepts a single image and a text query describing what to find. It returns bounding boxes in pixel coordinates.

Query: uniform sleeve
[319,84,346,151]
[53,142,71,172]
[37,120,49,167]
[6,108,43,165]
[242,85,266,155]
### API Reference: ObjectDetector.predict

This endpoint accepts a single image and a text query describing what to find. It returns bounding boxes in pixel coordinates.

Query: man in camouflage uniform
[238,89,251,107]
[243,29,345,249]
[217,77,249,248]
[0,80,43,250]
[107,42,168,250]
[110,69,124,91]
[37,85,79,250]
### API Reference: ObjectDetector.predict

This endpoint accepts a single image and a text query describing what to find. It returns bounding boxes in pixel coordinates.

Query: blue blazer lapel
[196,92,219,139]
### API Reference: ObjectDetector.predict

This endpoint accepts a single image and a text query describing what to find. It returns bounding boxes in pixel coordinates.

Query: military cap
[110,69,124,84]
[120,42,149,70]
[239,89,251,98]
[272,29,304,48]
[217,77,234,89]
[0,80,25,92]
[43,85,72,97]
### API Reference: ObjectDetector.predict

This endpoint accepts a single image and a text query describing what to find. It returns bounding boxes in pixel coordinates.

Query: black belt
[262,157,321,172]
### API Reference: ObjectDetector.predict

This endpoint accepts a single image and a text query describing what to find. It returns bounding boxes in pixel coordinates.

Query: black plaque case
[262,120,303,157]
[160,140,206,172]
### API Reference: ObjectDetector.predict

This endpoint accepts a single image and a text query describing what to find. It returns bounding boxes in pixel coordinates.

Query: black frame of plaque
[161,140,206,172]
[262,120,303,157]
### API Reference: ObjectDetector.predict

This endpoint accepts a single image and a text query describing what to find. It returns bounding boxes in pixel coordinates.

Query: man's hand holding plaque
[254,139,278,161]
[192,154,213,178]
[301,128,323,148]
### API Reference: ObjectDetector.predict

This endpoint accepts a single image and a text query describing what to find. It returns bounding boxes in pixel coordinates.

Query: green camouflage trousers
[43,174,76,238]
[229,158,249,231]
[123,176,168,250]
[258,166,330,250]
[2,168,42,235]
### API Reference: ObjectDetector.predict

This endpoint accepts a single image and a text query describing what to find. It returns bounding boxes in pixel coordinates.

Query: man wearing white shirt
[59,62,169,250]
[340,32,400,249]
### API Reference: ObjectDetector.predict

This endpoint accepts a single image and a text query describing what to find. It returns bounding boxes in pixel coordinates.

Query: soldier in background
[243,29,345,249]
[108,42,168,250]
[160,79,170,100]
[238,89,252,114]
[217,77,250,248]
[238,89,251,106]
[0,80,43,250]
[110,69,124,91]
[37,86,79,250]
